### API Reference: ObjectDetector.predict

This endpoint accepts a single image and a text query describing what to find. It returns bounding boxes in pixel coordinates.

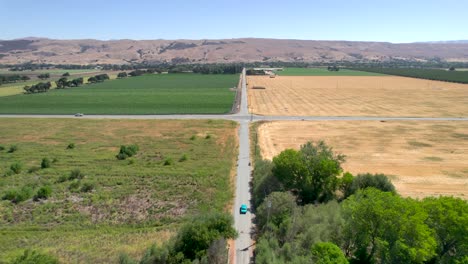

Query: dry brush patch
[256,120,468,199]
[0,118,238,262]
[247,76,468,117]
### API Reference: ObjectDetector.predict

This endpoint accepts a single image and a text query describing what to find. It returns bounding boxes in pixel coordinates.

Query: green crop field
[0,74,238,114]
[274,67,385,76]
[0,118,238,262]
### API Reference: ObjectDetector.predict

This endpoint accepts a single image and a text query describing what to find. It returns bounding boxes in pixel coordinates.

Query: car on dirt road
[240,204,248,214]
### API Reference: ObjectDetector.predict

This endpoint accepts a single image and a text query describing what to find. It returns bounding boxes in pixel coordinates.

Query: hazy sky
[1,0,467,43]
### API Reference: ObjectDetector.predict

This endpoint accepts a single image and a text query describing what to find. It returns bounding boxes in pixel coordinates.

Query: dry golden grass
[257,121,468,199]
[247,76,468,117]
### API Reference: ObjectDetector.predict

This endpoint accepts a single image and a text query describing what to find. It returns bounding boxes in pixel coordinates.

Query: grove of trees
[253,140,468,264]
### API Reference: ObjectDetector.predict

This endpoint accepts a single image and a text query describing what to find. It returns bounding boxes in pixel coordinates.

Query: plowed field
[257,121,468,198]
[247,76,468,117]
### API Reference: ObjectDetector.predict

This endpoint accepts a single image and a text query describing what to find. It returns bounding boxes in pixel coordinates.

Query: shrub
[163,157,174,166]
[179,154,188,162]
[2,186,33,203]
[69,169,84,180]
[68,180,81,192]
[11,249,59,264]
[80,182,95,193]
[28,166,41,173]
[41,158,51,169]
[116,144,139,160]
[190,135,196,140]
[8,145,18,153]
[57,174,69,183]
[0,145,5,151]
[10,162,22,174]
[34,186,52,201]
[67,143,75,149]
[205,134,211,139]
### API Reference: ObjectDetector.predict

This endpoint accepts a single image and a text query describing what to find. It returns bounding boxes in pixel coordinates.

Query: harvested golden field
[256,121,468,198]
[247,76,468,117]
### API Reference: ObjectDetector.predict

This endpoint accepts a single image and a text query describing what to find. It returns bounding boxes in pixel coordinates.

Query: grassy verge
[0,74,238,114]
[0,118,238,262]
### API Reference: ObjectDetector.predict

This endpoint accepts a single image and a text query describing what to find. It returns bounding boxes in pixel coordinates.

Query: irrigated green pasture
[275,67,385,76]
[0,118,238,262]
[0,74,238,114]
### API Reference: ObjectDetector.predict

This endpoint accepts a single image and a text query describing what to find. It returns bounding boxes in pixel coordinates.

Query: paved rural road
[1,69,468,264]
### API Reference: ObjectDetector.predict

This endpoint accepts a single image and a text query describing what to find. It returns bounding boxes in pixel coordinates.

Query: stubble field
[247,75,468,117]
[256,120,468,198]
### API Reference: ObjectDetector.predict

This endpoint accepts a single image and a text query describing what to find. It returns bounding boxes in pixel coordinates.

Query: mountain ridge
[1,37,468,65]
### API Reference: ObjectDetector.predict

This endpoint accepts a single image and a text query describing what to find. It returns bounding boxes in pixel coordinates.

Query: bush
[190,135,196,140]
[34,186,52,201]
[8,145,18,153]
[68,180,81,192]
[80,182,95,193]
[69,169,84,180]
[11,249,59,264]
[0,145,5,151]
[179,154,188,162]
[163,157,174,166]
[2,186,33,203]
[41,158,51,169]
[10,162,22,174]
[205,134,211,139]
[116,144,139,160]
[28,166,40,173]
[67,143,75,149]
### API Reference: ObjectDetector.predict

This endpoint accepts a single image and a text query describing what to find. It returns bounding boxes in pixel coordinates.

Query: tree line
[0,74,31,85]
[253,141,467,264]
[23,73,110,95]
[353,67,468,84]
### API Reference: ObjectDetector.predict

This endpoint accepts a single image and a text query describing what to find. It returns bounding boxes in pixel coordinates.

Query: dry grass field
[256,121,468,198]
[247,76,468,117]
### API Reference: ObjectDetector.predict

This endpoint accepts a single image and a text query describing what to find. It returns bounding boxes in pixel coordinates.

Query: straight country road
[1,69,467,264]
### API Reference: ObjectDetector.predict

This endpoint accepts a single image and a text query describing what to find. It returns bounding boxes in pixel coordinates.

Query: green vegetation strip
[0,74,238,114]
[275,67,385,76]
[0,118,238,262]
[355,67,468,83]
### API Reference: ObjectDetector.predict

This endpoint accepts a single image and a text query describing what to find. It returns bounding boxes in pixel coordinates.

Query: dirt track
[247,76,468,117]
[257,120,468,198]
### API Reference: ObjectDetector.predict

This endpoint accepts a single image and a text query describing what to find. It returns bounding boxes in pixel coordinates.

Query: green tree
[343,173,395,199]
[272,141,345,203]
[117,72,128,78]
[422,196,468,263]
[37,73,50,80]
[173,212,237,260]
[55,77,68,88]
[311,242,348,264]
[256,191,297,230]
[342,188,436,263]
[62,72,70,76]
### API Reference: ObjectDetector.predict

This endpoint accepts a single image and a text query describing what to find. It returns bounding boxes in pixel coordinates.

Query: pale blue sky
[1,0,467,43]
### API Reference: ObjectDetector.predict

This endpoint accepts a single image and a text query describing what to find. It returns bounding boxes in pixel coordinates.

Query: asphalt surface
[1,68,467,264]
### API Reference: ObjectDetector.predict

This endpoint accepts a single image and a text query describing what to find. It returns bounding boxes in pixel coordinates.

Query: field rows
[257,120,468,198]
[248,75,468,117]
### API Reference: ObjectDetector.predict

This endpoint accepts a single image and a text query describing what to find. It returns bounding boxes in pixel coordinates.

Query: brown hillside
[1,38,468,64]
